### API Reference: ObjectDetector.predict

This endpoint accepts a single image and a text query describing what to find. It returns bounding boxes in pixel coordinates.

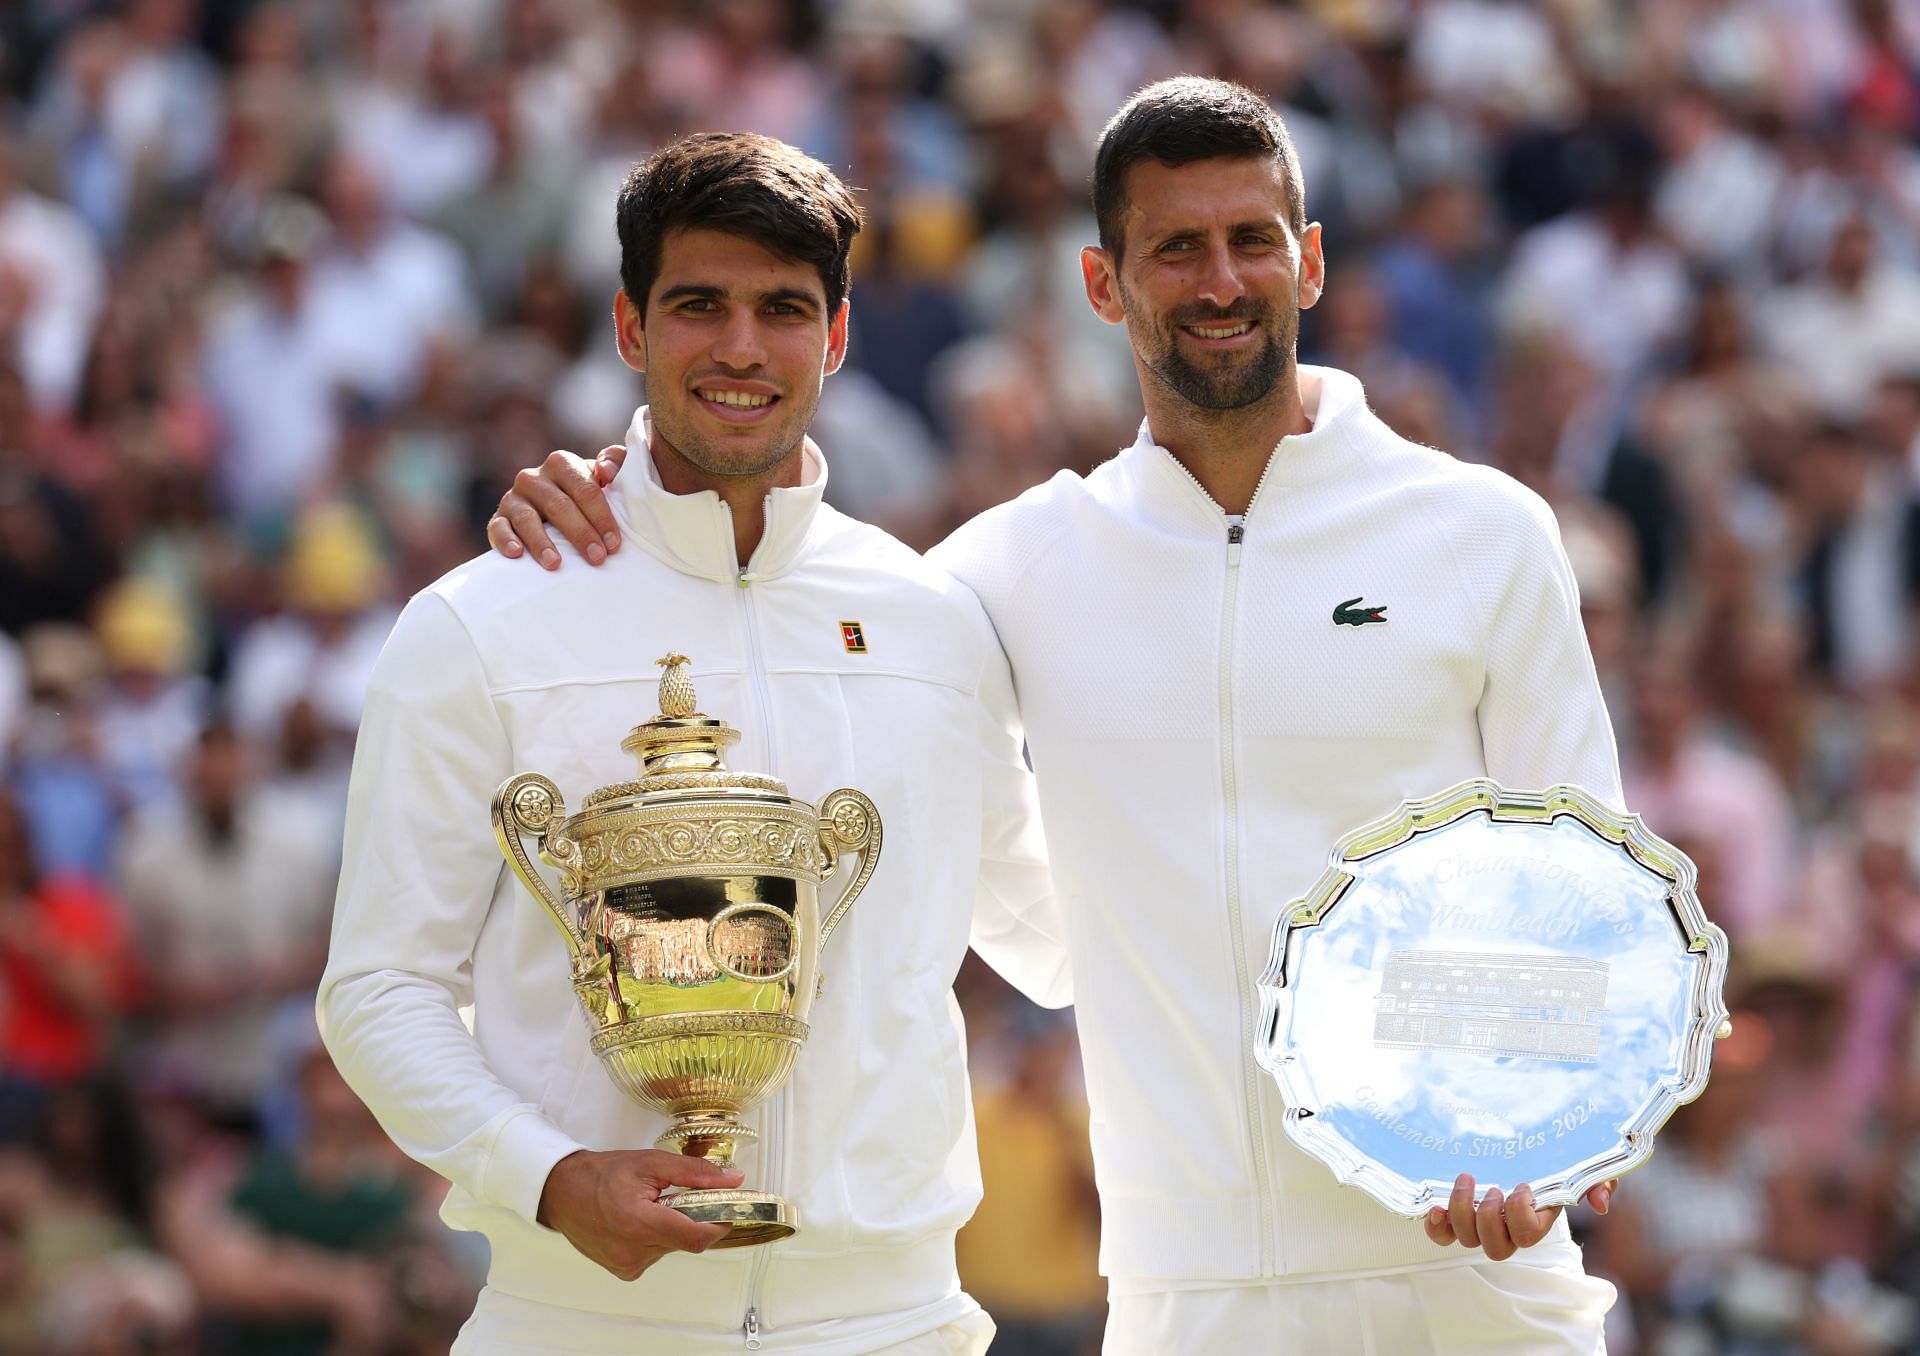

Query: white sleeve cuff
[480,1107,589,1226]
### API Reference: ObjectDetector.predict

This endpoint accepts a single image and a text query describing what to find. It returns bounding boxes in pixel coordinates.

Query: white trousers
[451,1289,994,1356]
[1104,1250,1614,1355]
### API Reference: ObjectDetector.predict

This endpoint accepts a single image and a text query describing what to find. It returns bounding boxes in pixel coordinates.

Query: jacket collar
[1125,364,1369,525]
[610,406,829,583]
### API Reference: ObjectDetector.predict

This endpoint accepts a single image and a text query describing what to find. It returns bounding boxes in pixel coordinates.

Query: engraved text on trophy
[1373,950,1609,1062]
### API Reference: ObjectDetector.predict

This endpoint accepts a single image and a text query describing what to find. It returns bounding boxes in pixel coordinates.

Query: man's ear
[1081,245,1126,325]
[823,299,850,376]
[614,289,646,374]
[1296,222,1325,312]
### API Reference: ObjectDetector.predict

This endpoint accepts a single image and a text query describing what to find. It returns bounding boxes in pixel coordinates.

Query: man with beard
[490,80,1622,1352]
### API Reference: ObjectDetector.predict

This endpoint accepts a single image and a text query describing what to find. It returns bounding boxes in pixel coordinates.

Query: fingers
[1477,1185,1519,1261]
[505,466,599,568]
[1505,1184,1561,1250]
[1448,1173,1481,1250]
[493,484,561,568]
[1432,1176,1580,1257]
[1584,1179,1616,1214]
[594,444,628,490]
[486,509,530,561]
[644,1150,747,1192]
[638,1197,736,1254]
[540,449,621,556]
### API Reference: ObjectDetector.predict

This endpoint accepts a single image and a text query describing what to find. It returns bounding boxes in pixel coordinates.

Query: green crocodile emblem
[1332,597,1388,627]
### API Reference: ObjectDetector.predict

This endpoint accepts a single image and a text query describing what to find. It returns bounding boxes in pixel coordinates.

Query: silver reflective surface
[1258,784,1728,1218]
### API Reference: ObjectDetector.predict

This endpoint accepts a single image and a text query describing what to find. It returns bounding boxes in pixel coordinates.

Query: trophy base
[667,1189,797,1248]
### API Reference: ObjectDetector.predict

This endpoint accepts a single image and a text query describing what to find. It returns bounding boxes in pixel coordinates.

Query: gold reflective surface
[492,654,880,1247]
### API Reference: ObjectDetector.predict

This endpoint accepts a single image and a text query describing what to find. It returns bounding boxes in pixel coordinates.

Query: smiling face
[1083,156,1322,415]
[617,227,848,484]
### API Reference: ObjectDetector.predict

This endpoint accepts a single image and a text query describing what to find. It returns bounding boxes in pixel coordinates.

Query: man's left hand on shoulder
[1423,1173,1615,1262]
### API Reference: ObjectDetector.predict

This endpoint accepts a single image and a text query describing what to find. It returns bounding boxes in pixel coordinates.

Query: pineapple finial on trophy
[656,653,699,718]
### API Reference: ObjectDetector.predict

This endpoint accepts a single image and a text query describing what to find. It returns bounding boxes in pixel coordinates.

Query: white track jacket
[929,365,1624,1288]
[319,412,1065,1353]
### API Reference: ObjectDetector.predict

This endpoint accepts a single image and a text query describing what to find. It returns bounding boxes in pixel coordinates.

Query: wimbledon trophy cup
[491,654,880,1247]
[1257,781,1731,1217]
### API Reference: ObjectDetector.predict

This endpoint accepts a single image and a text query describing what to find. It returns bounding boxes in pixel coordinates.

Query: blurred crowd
[1,0,1919,1352]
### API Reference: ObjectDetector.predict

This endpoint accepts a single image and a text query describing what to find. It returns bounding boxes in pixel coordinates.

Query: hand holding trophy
[492,654,881,1248]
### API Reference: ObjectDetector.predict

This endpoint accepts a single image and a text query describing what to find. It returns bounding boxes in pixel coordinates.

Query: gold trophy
[491,654,880,1247]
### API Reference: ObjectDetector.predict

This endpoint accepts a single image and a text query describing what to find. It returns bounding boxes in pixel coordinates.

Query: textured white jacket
[930,365,1623,1287]
[319,411,1065,1353]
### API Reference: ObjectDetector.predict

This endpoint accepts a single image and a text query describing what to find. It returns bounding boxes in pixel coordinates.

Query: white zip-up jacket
[930,365,1623,1288]
[319,411,1066,1353]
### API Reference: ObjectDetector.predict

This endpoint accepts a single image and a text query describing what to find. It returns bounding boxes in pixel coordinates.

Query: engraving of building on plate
[1373,950,1608,1062]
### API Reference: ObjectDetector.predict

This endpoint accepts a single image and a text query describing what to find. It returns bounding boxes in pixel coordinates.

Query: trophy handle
[492,772,587,960]
[815,789,881,952]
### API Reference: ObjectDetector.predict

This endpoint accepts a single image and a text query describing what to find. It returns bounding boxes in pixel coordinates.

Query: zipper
[737,570,776,763]
[1168,443,1283,1274]
[737,569,781,1346]
[1217,516,1275,1275]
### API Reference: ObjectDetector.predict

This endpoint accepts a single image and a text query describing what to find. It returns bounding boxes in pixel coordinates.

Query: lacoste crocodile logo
[1332,597,1388,627]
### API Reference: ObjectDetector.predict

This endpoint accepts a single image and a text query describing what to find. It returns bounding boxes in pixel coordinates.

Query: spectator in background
[954,977,1102,1356]
[841,211,973,436]
[25,1,221,251]
[1635,278,1806,521]
[0,361,106,636]
[1792,418,1920,691]
[1652,82,1786,274]
[91,577,206,813]
[435,71,575,322]
[960,113,1136,408]
[336,20,494,222]
[115,722,334,1125]
[6,628,120,881]
[151,1035,441,1356]
[1872,369,1920,481]
[0,126,105,415]
[1764,210,1920,420]
[309,150,473,409]
[1623,648,1799,941]
[213,1035,435,1356]
[644,0,821,148]
[1301,262,1458,451]
[0,789,135,1145]
[36,1249,197,1356]
[1498,128,1689,392]
[1371,175,1497,421]
[198,197,352,527]
[1590,1021,1775,1351]
[227,502,395,757]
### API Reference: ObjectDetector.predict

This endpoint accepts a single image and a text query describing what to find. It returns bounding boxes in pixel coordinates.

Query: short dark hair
[616,132,863,318]
[1092,78,1305,254]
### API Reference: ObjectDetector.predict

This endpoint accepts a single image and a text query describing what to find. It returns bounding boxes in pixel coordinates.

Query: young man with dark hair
[493,83,1625,1352]
[320,132,1063,1355]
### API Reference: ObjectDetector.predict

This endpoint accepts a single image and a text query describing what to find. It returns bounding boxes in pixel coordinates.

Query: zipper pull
[744,1305,762,1349]
[1227,521,1244,566]
[737,570,751,589]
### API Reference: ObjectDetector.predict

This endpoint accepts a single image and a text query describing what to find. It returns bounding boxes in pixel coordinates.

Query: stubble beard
[649,392,812,481]
[1121,282,1296,414]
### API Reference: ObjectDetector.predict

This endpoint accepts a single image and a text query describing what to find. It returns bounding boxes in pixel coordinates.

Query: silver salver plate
[1255,780,1730,1218]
